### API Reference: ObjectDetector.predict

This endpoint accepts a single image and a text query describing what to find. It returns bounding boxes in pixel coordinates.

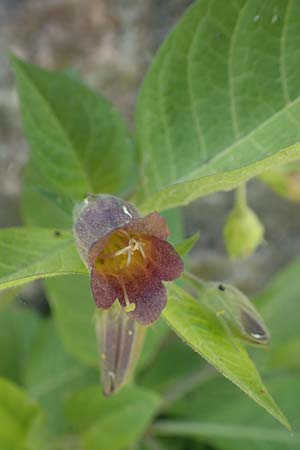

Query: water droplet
[272,14,278,24]
[253,15,260,23]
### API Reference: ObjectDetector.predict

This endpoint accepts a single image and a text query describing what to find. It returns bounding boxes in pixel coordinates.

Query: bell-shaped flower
[74,195,183,326]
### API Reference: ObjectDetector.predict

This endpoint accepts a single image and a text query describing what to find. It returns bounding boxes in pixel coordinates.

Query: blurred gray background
[1,0,299,300]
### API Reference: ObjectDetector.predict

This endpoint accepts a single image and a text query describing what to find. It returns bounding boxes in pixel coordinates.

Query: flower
[74,195,183,326]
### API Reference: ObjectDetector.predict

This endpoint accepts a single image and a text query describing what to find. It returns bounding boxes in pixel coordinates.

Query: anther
[113,238,146,267]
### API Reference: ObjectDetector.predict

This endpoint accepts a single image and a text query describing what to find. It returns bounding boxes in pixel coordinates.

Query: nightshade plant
[1,1,300,448]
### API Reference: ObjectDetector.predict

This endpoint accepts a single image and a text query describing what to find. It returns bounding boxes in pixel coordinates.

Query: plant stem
[235,183,247,211]
[181,271,207,292]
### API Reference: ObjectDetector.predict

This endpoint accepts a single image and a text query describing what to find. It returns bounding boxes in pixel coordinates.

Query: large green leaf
[0,227,86,291]
[45,276,98,368]
[11,55,136,199]
[65,385,161,450]
[22,161,74,229]
[255,261,300,371]
[24,320,98,434]
[0,303,42,384]
[162,284,289,429]
[155,375,300,449]
[0,377,40,450]
[136,0,300,212]
[140,334,207,396]
[137,319,170,372]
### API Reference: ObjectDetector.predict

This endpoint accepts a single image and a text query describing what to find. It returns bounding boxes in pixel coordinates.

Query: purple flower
[74,195,183,326]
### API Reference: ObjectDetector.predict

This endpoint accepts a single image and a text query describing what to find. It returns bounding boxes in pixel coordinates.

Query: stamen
[139,243,146,260]
[121,282,136,313]
[112,238,146,265]
[118,229,130,238]
[126,251,132,268]
[114,245,132,257]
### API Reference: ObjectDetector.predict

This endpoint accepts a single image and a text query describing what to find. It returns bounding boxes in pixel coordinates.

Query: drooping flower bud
[95,305,146,396]
[224,184,264,259]
[259,163,300,202]
[74,194,183,326]
[224,205,265,259]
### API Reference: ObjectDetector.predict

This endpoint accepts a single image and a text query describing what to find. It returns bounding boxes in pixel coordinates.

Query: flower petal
[74,195,139,263]
[87,211,170,267]
[88,234,111,267]
[119,271,167,326]
[91,268,120,309]
[149,236,184,281]
[126,212,169,239]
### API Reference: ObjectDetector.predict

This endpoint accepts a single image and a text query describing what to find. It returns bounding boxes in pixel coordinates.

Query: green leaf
[175,232,200,258]
[0,227,86,291]
[65,385,161,450]
[22,161,74,229]
[137,319,170,372]
[11,55,137,199]
[0,303,42,384]
[140,334,206,396]
[0,377,40,450]
[259,161,300,202]
[156,375,300,450]
[45,276,98,368]
[24,319,98,434]
[161,208,184,245]
[255,261,300,371]
[136,0,300,212]
[163,284,290,430]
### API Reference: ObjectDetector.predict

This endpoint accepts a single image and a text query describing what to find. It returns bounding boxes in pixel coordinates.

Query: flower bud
[224,205,264,259]
[95,304,146,396]
[203,282,269,345]
[259,165,300,202]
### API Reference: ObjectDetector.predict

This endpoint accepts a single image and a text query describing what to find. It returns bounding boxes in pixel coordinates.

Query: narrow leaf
[175,232,200,258]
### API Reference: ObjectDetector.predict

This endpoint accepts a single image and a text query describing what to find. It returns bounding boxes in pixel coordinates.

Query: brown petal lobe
[126,212,169,240]
[91,268,120,309]
[149,236,184,281]
[120,272,167,326]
